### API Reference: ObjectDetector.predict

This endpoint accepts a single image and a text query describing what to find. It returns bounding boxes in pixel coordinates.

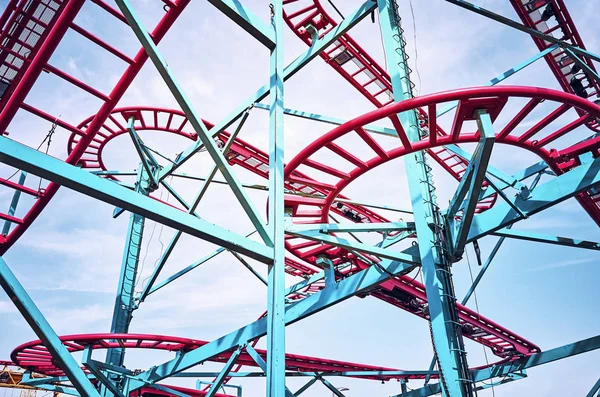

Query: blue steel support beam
[467,156,600,242]
[154,0,376,181]
[231,251,268,286]
[444,0,600,64]
[114,0,272,246]
[377,0,473,396]
[401,335,600,397]
[286,221,415,234]
[0,136,273,263]
[105,166,151,374]
[436,44,559,118]
[145,231,257,297]
[137,114,249,303]
[0,257,101,396]
[2,171,27,235]
[286,229,420,263]
[127,258,413,390]
[206,346,243,397]
[586,377,600,397]
[565,48,600,86]
[320,378,347,397]
[492,228,600,251]
[127,117,159,188]
[172,369,437,378]
[295,377,318,395]
[207,0,275,49]
[451,110,496,258]
[83,347,126,397]
[245,346,295,397]
[267,1,286,394]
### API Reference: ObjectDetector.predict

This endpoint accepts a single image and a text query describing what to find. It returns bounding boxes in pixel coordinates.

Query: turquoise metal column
[105,166,153,371]
[376,1,473,396]
[0,257,101,396]
[266,0,286,395]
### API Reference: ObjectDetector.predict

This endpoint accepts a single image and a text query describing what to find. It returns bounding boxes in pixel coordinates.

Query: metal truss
[0,0,599,396]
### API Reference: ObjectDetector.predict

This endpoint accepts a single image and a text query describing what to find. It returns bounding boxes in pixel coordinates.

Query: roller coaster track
[0,0,598,392]
[0,0,190,253]
[65,105,541,361]
[282,0,600,226]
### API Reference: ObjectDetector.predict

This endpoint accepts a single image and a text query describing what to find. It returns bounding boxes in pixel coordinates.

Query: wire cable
[407,0,422,95]
[326,0,344,19]
[466,248,496,397]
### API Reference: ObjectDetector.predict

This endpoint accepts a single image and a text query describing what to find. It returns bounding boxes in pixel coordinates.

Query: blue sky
[0,0,599,396]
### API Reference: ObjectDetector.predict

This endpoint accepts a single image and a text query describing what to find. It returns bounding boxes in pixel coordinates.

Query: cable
[466,248,495,397]
[407,0,422,95]
[137,175,173,292]
[326,0,344,19]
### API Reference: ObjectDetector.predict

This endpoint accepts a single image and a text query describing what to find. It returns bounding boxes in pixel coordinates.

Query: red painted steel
[510,0,600,132]
[0,0,190,251]
[281,0,498,212]
[66,105,542,358]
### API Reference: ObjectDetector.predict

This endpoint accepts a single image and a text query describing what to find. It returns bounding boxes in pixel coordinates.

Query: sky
[0,0,599,396]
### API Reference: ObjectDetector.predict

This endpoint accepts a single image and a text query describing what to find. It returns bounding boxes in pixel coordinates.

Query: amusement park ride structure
[0,0,598,396]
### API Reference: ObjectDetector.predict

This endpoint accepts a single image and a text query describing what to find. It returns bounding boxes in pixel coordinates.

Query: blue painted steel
[320,378,347,397]
[450,110,496,258]
[254,102,397,137]
[126,257,412,391]
[295,377,318,395]
[137,115,249,303]
[206,346,243,397]
[0,256,101,396]
[127,117,159,188]
[444,144,523,191]
[287,221,415,234]
[436,45,559,118]
[198,381,243,397]
[400,335,600,397]
[232,251,268,286]
[492,228,600,250]
[445,0,600,65]
[154,0,376,181]
[266,1,286,395]
[173,369,437,378]
[0,135,273,263]
[287,228,420,263]
[144,231,257,297]
[105,166,150,375]
[246,346,295,397]
[565,48,600,85]
[113,0,272,246]
[468,156,600,242]
[586,377,600,397]
[2,171,27,235]
[206,0,275,49]
[84,347,126,397]
[377,0,473,395]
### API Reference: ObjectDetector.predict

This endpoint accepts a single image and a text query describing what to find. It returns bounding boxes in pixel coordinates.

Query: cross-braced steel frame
[0,0,599,396]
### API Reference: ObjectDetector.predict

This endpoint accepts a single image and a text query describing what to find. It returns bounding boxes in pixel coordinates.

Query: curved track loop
[0,0,189,253]
[67,105,540,361]
[510,0,600,132]
[11,334,420,381]
[281,0,499,213]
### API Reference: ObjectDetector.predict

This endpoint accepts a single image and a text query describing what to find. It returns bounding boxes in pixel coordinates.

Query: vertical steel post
[376,1,472,396]
[0,257,100,396]
[105,166,152,370]
[266,0,286,395]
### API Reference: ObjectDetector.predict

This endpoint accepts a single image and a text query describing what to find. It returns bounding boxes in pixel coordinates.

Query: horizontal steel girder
[0,136,273,263]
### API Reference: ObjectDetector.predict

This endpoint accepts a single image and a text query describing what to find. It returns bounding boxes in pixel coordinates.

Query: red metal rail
[0,0,190,252]
[510,0,600,131]
[66,105,540,359]
[281,0,497,212]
